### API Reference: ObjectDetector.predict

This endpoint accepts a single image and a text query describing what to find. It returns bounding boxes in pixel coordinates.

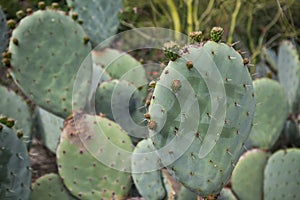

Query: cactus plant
[8,8,92,118]
[264,148,300,200]
[219,188,237,200]
[92,48,148,91]
[148,28,255,197]
[0,120,31,199]
[95,79,147,141]
[30,173,77,200]
[231,149,270,200]
[66,0,122,46]
[0,85,33,146]
[278,40,300,112]
[35,107,64,153]
[245,78,289,149]
[57,113,133,199]
[262,47,278,71]
[132,138,166,200]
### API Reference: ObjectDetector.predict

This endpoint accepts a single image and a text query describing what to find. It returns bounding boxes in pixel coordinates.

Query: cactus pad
[231,149,270,200]
[246,78,289,149]
[0,85,33,146]
[92,48,148,90]
[35,107,64,153]
[67,0,122,46]
[148,41,255,197]
[0,122,31,199]
[57,113,133,199]
[30,173,77,200]
[264,148,300,200]
[132,138,166,200]
[278,40,300,112]
[8,9,92,118]
[219,188,237,200]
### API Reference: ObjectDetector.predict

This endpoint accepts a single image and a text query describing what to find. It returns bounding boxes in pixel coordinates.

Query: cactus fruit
[8,9,92,118]
[148,31,255,197]
[0,85,33,146]
[66,0,122,46]
[30,173,77,200]
[92,48,148,90]
[0,121,31,199]
[132,138,166,200]
[245,78,289,149]
[231,149,270,200]
[278,40,300,112]
[95,79,147,141]
[57,113,133,199]
[35,107,64,153]
[264,148,300,200]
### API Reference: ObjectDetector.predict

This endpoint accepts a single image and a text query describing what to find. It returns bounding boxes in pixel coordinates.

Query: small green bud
[210,27,224,43]
[189,31,203,43]
[163,41,180,61]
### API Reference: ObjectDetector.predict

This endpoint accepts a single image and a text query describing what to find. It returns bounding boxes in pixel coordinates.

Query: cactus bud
[163,41,180,61]
[38,2,46,10]
[16,10,25,19]
[189,31,203,43]
[210,27,224,43]
[7,19,16,29]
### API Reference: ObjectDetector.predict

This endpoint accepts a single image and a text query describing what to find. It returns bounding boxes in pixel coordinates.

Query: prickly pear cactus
[278,40,300,112]
[0,6,7,62]
[8,9,92,118]
[262,47,278,71]
[35,107,64,153]
[148,32,255,197]
[0,85,33,146]
[30,173,77,200]
[67,0,122,46]
[264,148,300,200]
[57,113,133,200]
[219,188,237,200]
[231,149,270,200]
[246,78,289,149]
[0,121,31,199]
[177,186,197,200]
[92,48,148,90]
[132,138,166,200]
[95,79,147,140]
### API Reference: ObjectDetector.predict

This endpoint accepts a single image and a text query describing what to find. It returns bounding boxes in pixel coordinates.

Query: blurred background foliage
[120,0,300,63]
[1,0,299,64]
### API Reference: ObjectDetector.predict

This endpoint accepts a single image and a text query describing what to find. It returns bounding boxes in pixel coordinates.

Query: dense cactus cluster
[0,1,299,200]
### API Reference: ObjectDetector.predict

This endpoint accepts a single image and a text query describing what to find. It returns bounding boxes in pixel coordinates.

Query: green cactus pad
[246,78,289,149]
[30,173,77,200]
[262,47,278,71]
[0,6,7,62]
[67,0,122,46]
[219,188,237,200]
[177,186,197,200]
[0,122,31,199]
[92,48,148,90]
[264,148,300,200]
[35,107,64,153]
[95,79,147,140]
[132,138,166,200]
[231,149,270,200]
[57,113,133,200]
[278,40,300,112]
[0,85,33,146]
[8,9,92,118]
[148,41,255,197]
